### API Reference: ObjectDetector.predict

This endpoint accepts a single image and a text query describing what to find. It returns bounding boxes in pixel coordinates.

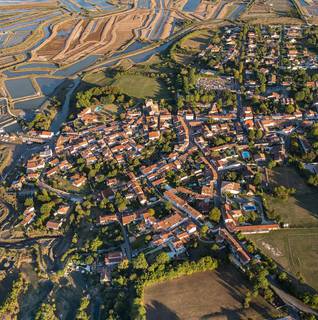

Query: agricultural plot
[249,228,318,291]
[268,167,318,227]
[144,264,282,320]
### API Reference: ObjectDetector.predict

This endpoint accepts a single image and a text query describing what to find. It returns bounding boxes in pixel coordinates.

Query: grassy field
[144,264,283,320]
[113,74,169,100]
[267,167,318,227]
[249,228,318,291]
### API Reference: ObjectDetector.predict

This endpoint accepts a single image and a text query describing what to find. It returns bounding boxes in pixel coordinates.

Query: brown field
[144,264,283,320]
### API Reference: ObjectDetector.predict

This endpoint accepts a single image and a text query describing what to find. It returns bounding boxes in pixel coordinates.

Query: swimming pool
[242,150,251,160]
[243,205,256,212]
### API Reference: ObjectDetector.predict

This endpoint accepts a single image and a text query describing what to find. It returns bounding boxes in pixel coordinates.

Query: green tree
[132,253,148,270]
[24,197,34,207]
[200,225,209,238]
[35,303,58,320]
[76,296,90,320]
[155,252,169,265]
[209,207,221,223]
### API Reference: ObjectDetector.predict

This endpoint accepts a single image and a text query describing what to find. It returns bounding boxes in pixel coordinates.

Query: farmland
[249,229,318,291]
[144,264,283,320]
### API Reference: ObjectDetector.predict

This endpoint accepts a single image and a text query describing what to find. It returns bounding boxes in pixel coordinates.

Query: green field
[144,264,284,320]
[113,74,168,100]
[268,167,318,227]
[249,228,318,291]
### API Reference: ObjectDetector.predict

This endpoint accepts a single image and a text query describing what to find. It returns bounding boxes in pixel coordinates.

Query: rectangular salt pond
[182,0,200,12]
[36,77,64,95]
[5,78,37,99]
[17,62,57,70]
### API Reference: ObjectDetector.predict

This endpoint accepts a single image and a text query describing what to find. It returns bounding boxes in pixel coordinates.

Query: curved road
[0,235,61,249]
[270,282,318,317]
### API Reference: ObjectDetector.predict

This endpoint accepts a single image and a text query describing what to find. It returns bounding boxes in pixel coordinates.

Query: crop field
[268,167,318,227]
[144,264,283,320]
[249,228,318,291]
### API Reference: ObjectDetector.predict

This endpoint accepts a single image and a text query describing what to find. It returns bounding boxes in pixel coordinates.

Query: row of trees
[0,273,29,317]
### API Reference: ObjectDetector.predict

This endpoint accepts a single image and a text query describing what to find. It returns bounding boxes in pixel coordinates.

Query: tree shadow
[146,300,180,320]
[200,307,242,320]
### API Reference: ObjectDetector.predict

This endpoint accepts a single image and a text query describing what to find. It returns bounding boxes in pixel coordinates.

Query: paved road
[118,221,132,260]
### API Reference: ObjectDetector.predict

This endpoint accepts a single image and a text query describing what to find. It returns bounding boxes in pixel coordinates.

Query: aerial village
[4,23,318,285]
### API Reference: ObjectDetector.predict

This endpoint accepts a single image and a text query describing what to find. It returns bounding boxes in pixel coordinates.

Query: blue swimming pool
[242,151,251,159]
[243,205,256,211]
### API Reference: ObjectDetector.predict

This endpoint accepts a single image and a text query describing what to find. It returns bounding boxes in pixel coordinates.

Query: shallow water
[182,0,200,12]
[14,97,47,120]
[36,77,64,95]
[4,70,50,77]
[53,55,100,77]
[17,62,57,70]
[5,78,37,99]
